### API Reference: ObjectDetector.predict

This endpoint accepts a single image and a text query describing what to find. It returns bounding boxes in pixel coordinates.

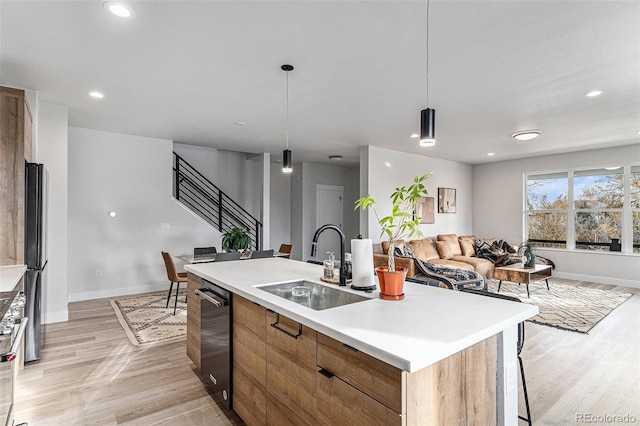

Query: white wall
[294,162,360,262]
[363,146,474,247]
[36,102,68,324]
[67,128,220,301]
[473,145,640,287]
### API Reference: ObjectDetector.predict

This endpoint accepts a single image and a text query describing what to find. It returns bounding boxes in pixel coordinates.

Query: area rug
[109,291,187,346]
[487,279,632,333]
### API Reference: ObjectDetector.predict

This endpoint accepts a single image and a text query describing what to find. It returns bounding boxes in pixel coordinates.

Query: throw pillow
[436,241,453,259]
[436,234,463,256]
[458,235,477,257]
[408,239,439,261]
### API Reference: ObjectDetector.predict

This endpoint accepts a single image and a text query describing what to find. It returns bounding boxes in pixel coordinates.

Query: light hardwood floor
[15,279,639,425]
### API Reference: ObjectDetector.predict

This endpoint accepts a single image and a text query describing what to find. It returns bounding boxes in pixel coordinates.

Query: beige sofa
[373,234,495,278]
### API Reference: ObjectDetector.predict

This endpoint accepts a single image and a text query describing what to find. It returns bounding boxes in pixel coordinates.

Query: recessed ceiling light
[328,155,342,161]
[234,121,246,126]
[584,90,602,97]
[487,152,495,156]
[512,130,541,141]
[103,2,134,18]
[410,133,419,139]
[88,91,104,99]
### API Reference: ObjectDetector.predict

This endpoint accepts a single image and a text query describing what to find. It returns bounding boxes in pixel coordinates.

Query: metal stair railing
[173,152,262,249]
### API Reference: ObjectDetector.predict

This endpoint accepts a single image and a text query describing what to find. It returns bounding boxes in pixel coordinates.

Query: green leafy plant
[221,227,252,252]
[518,239,536,255]
[354,174,432,271]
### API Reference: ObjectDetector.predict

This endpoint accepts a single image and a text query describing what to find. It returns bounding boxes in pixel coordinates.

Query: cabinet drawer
[317,333,403,414]
[317,368,402,426]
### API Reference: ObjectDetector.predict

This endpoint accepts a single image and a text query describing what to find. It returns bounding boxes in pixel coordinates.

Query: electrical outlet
[96,269,102,278]
[160,223,171,231]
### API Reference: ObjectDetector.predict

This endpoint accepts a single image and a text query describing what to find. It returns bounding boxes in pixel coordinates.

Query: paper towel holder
[350,235,377,292]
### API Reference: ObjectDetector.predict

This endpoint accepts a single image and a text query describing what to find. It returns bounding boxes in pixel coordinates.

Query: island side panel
[405,334,497,425]
[232,295,267,425]
[186,272,201,369]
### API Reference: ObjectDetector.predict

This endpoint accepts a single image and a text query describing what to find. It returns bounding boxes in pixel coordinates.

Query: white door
[315,185,344,262]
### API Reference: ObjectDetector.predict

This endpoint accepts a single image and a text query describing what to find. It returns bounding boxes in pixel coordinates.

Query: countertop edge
[0,264,27,292]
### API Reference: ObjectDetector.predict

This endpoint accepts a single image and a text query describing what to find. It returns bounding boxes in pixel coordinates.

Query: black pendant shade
[420,108,436,147]
[282,149,292,173]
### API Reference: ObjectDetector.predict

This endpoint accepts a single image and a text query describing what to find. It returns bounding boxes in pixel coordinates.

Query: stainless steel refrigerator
[24,162,48,363]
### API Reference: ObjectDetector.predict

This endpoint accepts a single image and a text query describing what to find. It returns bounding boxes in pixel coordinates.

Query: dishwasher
[195,279,232,409]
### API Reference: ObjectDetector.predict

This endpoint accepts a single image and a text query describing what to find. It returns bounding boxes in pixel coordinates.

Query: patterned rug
[487,279,632,333]
[109,291,187,346]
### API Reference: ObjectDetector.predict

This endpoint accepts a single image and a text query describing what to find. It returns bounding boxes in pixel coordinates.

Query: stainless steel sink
[257,281,372,311]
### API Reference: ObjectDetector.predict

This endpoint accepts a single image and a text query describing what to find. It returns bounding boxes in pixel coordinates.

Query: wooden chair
[161,251,187,315]
[278,243,293,259]
[250,249,274,259]
[214,252,241,262]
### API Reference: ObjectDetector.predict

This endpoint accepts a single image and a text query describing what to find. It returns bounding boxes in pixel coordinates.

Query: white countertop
[0,264,27,292]
[185,258,538,372]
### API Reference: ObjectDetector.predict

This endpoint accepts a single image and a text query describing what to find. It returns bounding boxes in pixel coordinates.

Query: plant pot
[524,250,536,268]
[375,266,407,301]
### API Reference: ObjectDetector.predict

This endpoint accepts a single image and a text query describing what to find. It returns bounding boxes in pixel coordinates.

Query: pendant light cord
[426,0,430,105]
[286,70,289,150]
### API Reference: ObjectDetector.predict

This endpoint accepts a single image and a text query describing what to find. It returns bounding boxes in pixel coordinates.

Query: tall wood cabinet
[0,86,32,266]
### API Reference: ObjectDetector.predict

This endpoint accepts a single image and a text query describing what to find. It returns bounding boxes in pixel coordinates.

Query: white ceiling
[1,1,639,166]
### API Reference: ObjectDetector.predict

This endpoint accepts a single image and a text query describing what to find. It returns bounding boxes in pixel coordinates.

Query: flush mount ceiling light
[419,0,436,147]
[88,91,104,99]
[103,2,134,18]
[281,64,294,173]
[512,130,541,141]
[328,155,343,161]
[584,90,602,97]
[410,133,419,139]
[487,152,495,156]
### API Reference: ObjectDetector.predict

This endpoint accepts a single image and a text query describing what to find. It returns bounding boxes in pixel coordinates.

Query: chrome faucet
[311,224,347,286]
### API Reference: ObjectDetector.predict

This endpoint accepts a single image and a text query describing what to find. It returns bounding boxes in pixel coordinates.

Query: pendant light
[420,0,435,147]
[282,64,294,173]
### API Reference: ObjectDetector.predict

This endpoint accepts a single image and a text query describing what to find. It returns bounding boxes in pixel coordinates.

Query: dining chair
[161,251,188,315]
[278,243,293,259]
[214,252,242,262]
[460,288,532,426]
[250,249,274,259]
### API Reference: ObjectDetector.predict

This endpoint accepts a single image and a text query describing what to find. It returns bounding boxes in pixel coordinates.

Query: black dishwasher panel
[196,280,231,409]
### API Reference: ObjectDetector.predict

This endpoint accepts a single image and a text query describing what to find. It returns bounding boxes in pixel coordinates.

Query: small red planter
[375,266,407,301]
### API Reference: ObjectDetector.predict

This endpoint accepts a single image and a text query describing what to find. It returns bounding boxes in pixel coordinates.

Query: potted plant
[519,239,536,268]
[355,174,432,300]
[222,227,252,252]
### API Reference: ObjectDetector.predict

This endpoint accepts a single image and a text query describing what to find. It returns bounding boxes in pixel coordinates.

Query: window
[632,165,640,253]
[525,164,639,254]
[526,172,568,248]
[574,168,623,251]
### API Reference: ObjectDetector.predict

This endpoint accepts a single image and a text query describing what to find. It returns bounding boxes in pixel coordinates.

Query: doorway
[315,185,344,261]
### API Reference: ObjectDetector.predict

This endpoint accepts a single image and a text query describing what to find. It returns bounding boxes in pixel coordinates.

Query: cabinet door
[317,333,403,413]
[317,368,403,426]
[186,273,201,369]
[233,296,267,426]
[265,311,317,426]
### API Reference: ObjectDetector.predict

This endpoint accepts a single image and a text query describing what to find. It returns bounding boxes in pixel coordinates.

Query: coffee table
[493,263,552,298]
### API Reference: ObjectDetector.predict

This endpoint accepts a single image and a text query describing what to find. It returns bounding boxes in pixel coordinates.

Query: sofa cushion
[436,241,453,259]
[458,235,477,257]
[381,240,405,255]
[451,255,494,278]
[408,239,440,262]
[437,234,462,256]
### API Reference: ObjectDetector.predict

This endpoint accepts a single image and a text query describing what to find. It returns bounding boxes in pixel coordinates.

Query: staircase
[173,152,262,250]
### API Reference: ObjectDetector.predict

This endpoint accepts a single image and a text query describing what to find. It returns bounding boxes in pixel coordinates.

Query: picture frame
[438,188,457,213]
[414,197,435,224]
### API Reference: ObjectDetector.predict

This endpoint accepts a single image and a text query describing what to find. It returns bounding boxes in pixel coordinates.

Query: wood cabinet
[186,272,201,369]
[265,310,317,426]
[0,86,32,266]
[232,295,267,426]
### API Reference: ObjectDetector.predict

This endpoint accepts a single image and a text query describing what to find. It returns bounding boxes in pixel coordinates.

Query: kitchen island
[185,257,537,425]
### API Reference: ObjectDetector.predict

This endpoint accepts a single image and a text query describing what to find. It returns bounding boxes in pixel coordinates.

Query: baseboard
[553,271,640,289]
[68,282,170,302]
